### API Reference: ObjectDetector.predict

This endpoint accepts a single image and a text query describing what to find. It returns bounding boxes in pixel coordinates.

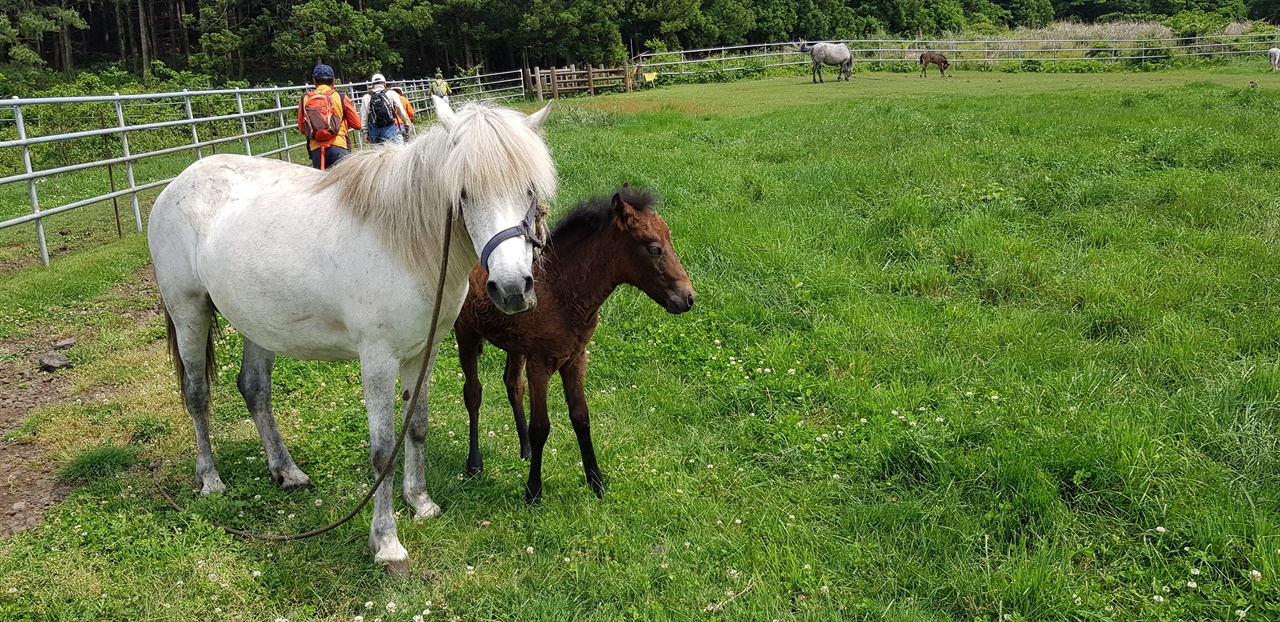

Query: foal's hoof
[382,559,410,577]
[525,484,543,506]
[466,463,484,477]
[519,445,532,461]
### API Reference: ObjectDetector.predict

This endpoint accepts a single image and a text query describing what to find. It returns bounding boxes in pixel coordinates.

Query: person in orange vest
[296,64,362,170]
[389,85,415,141]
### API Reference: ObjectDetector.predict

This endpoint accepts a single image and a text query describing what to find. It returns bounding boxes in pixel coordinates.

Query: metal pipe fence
[634,33,1280,76]
[0,68,525,266]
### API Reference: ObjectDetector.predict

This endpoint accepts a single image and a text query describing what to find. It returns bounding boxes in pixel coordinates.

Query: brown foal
[454,186,695,504]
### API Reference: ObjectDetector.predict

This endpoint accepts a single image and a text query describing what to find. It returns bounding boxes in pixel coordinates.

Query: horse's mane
[549,186,656,242]
[318,102,557,274]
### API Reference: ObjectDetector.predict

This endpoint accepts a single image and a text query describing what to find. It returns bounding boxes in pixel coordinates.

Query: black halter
[479,193,544,273]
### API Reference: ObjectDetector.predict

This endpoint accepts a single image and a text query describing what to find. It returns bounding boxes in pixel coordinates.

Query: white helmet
[371,73,386,84]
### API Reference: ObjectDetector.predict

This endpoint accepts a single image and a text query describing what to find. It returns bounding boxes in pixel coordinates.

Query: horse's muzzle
[665,290,696,314]
[487,276,537,314]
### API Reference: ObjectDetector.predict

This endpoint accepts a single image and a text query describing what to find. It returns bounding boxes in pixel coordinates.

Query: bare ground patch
[0,265,160,537]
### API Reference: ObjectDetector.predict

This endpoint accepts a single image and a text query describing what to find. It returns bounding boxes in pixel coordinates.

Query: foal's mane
[549,186,656,243]
[317,102,557,274]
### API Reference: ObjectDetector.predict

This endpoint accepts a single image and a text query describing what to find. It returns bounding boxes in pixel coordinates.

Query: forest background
[1,0,1278,96]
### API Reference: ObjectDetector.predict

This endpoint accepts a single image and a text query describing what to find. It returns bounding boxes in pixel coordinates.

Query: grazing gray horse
[798,40,852,83]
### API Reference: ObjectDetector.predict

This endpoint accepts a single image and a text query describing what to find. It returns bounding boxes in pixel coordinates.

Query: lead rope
[152,203,456,542]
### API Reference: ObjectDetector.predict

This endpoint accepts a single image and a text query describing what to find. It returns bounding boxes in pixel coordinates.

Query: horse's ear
[526,101,552,131]
[611,192,632,219]
[434,95,457,131]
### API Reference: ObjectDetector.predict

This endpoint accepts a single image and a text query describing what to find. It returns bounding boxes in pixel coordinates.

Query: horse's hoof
[520,446,532,461]
[273,468,313,492]
[197,475,226,495]
[525,485,543,506]
[466,463,484,477]
[383,559,410,577]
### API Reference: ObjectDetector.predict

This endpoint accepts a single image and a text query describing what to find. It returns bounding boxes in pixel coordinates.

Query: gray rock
[52,338,75,350]
[11,501,26,513]
[39,352,73,372]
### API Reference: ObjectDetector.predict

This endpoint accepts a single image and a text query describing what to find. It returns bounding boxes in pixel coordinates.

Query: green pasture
[3,66,1280,620]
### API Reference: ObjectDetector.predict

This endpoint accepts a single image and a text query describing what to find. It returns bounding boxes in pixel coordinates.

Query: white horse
[799,40,852,83]
[1269,47,1280,72]
[148,96,555,574]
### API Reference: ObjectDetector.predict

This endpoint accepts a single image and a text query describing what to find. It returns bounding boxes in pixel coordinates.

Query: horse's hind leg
[504,353,531,460]
[400,346,442,520]
[165,297,224,494]
[457,326,486,476]
[560,352,603,497]
[239,339,311,491]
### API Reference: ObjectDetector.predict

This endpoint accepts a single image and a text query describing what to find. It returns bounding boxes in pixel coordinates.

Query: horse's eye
[647,246,662,256]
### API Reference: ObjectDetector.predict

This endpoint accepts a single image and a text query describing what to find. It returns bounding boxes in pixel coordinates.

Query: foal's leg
[523,361,554,505]
[359,349,409,574]
[400,346,442,520]
[504,353,531,460]
[169,299,224,494]
[239,339,311,491]
[560,351,603,497]
[457,326,486,476]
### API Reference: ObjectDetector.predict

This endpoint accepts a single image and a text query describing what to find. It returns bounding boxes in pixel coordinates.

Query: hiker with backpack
[431,72,451,104]
[360,73,410,145]
[389,85,415,141]
[296,64,362,170]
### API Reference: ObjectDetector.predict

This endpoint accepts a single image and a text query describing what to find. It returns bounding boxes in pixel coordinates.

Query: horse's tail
[163,301,218,398]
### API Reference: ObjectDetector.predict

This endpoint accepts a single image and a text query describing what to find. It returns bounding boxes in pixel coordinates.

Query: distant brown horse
[454,186,696,504]
[920,51,950,78]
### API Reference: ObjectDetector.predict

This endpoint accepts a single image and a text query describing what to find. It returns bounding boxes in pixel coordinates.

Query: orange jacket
[296,84,362,150]
[396,94,415,125]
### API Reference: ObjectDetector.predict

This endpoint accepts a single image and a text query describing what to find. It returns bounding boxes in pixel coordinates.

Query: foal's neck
[543,230,625,319]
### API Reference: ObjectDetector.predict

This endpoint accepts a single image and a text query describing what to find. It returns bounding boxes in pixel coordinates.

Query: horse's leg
[400,346,442,520]
[359,349,408,574]
[523,361,553,505]
[168,299,224,494]
[812,61,818,84]
[504,353,531,460]
[457,326,485,476]
[560,351,603,497]
[239,339,311,491]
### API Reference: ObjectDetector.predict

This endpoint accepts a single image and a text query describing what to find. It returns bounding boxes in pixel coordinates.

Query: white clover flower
[1191,568,1200,576]
[734,519,741,524]
[1187,581,1197,588]
[803,564,811,570]
[891,410,899,415]
[386,602,397,613]
[860,418,867,423]
[1155,526,1166,535]
[448,431,455,438]
[935,417,944,423]
[965,391,974,397]
[787,369,796,375]
[214,608,222,614]
[832,474,840,479]
[365,601,374,609]
[1153,595,1164,603]
[355,617,364,622]
[315,499,322,506]
[487,431,495,438]
[1237,610,1247,619]
[525,546,534,554]
[1250,569,1262,582]
[465,566,475,575]
[7,587,17,594]
[414,616,424,622]
[564,557,570,562]
[252,570,261,577]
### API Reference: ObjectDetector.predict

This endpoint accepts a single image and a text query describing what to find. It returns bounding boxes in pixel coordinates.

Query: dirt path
[0,266,159,537]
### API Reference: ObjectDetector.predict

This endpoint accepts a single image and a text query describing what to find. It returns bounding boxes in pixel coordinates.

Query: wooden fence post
[623,56,632,92]
[587,64,596,96]
[534,67,543,101]
[550,66,559,99]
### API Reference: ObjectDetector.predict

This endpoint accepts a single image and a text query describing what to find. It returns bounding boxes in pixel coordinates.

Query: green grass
[58,443,138,483]
[3,66,1280,620]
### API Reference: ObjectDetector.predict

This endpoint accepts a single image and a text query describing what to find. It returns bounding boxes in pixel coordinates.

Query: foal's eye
[647,246,663,256]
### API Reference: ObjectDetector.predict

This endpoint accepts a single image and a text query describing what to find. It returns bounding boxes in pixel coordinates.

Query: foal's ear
[526,101,552,131]
[434,95,457,131]
[611,192,630,218]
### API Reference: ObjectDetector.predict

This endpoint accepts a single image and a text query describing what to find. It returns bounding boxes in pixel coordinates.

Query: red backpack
[300,89,342,145]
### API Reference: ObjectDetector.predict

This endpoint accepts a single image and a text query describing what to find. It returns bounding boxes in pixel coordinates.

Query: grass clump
[58,442,137,482]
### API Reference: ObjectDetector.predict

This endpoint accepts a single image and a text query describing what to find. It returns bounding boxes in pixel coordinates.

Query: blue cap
[312,64,335,80]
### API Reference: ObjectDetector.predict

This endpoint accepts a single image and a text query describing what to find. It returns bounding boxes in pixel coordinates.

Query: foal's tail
[163,301,218,398]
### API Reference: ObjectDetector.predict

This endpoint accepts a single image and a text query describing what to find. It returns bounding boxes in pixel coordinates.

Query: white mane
[321,101,558,273]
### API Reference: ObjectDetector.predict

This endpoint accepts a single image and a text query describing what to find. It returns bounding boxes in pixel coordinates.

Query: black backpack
[369,91,396,128]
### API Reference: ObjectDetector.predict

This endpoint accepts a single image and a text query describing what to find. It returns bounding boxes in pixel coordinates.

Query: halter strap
[479,193,543,273]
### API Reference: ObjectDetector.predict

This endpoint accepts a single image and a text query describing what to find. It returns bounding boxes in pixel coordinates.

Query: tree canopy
[0,0,1267,93]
